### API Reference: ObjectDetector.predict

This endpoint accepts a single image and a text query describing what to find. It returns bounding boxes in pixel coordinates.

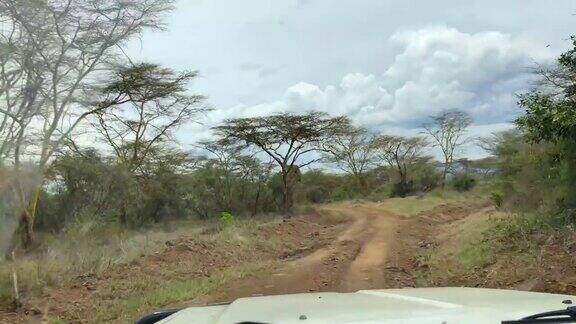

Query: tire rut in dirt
[203,203,403,302]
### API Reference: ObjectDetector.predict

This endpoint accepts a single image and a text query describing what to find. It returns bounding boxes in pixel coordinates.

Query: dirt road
[206,202,406,302]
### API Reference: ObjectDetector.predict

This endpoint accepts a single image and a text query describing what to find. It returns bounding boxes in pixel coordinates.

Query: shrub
[415,172,440,192]
[412,161,441,192]
[491,192,504,209]
[219,212,234,226]
[330,187,354,201]
[295,169,347,204]
[305,186,330,203]
[451,173,476,192]
[391,181,413,197]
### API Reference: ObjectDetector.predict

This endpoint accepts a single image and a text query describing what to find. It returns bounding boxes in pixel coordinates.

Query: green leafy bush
[491,192,504,209]
[451,173,476,192]
[219,211,234,226]
[391,181,413,197]
[305,186,330,203]
[330,187,354,201]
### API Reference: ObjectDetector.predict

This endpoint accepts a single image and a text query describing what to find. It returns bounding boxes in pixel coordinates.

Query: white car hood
[158,287,576,324]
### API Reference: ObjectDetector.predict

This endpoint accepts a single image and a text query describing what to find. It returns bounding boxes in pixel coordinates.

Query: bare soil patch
[203,202,403,302]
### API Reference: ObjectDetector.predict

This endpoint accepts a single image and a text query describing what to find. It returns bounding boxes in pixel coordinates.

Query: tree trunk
[5,210,33,258]
[357,174,368,193]
[281,171,292,215]
[441,164,448,189]
[10,250,21,311]
[252,184,261,216]
[18,209,34,249]
[120,206,128,227]
[6,187,41,258]
[399,174,408,198]
[22,187,40,248]
[396,164,410,198]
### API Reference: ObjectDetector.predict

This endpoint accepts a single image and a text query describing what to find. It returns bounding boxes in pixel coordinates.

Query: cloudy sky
[127,0,574,159]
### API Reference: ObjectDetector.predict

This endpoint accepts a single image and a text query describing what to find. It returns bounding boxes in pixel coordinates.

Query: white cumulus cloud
[180,26,555,150]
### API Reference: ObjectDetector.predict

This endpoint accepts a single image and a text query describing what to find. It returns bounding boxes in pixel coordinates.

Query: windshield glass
[0,1,575,323]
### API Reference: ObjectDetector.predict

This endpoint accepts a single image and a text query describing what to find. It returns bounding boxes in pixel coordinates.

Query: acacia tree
[375,135,428,197]
[91,63,207,226]
[213,112,350,213]
[94,63,207,173]
[198,141,248,213]
[241,157,275,216]
[324,126,377,191]
[422,110,472,188]
[198,141,274,216]
[0,0,175,250]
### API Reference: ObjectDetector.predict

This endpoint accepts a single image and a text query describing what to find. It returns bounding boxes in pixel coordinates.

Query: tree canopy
[516,37,576,143]
[422,109,472,187]
[374,135,429,196]
[324,126,377,191]
[213,112,351,212]
[94,63,208,173]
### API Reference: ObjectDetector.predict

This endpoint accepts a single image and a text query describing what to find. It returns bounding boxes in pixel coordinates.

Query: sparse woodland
[1,0,576,318]
[0,0,475,257]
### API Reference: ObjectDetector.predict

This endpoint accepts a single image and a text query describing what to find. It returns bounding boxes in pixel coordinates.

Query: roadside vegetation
[417,37,576,292]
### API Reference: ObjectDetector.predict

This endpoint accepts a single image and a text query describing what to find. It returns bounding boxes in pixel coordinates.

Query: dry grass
[415,206,509,285]
[378,195,448,216]
[315,205,353,225]
[378,187,488,217]
[91,261,276,323]
[1,223,194,308]
[414,204,576,295]
[0,215,284,314]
